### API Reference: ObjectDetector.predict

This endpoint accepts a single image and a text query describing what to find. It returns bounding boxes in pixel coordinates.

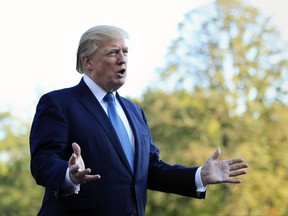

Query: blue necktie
[104,92,134,171]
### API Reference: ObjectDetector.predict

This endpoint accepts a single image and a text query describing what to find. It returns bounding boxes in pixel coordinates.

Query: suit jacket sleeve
[135,107,205,199]
[30,93,70,193]
[147,143,205,198]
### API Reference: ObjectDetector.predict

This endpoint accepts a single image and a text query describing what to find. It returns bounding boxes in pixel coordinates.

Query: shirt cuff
[195,166,208,192]
[61,167,80,194]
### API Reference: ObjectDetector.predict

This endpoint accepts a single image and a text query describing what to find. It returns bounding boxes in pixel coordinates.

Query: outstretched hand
[201,147,248,186]
[69,142,101,185]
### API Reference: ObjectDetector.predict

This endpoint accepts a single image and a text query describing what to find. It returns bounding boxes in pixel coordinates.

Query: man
[30,25,248,216]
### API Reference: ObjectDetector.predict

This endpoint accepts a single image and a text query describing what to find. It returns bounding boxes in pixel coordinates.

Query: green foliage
[159,0,287,107]
[142,0,288,215]
[141,91,288,215]
[0,112,43,215]
[1,0,288,215]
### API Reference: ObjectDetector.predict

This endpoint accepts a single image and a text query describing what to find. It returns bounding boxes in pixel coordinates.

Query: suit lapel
[76,79,134,174]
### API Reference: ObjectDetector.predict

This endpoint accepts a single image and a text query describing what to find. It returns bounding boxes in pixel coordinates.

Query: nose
[117,51,127,64]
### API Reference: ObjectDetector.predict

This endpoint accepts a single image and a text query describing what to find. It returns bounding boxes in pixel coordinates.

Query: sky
[0,0,287,122]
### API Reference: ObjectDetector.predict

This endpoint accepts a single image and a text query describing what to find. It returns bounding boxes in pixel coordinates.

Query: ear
[82,56,92,71]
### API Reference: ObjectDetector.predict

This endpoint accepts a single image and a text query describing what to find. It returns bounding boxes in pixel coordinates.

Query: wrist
[200,167,207,186]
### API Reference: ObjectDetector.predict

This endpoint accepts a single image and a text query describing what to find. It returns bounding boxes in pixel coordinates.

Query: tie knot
[104,92,115,103]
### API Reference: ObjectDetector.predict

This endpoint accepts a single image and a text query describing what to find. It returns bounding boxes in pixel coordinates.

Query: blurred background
[0,0,287,215]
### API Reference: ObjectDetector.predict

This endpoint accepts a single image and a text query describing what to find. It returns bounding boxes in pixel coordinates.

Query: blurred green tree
[142,0,288,215]
[1,0,288,215]
[0,112,43,216]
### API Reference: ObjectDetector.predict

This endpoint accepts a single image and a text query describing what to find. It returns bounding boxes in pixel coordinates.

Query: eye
[107,50,118,56]
[123,49,128,56]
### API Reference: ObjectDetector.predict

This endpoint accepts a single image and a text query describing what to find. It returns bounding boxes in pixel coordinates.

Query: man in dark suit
[30,25,248,216]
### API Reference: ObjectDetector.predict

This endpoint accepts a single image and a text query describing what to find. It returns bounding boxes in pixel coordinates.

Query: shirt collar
[83,74,115,102]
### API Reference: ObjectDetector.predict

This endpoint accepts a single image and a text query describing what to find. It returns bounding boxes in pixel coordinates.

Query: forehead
[100,37,129,49]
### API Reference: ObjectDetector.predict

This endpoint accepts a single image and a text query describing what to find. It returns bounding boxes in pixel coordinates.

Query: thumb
[72,142,81,157]
[211,147,221,160]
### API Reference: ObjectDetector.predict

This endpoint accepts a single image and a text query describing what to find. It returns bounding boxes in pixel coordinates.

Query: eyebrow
[104,46,128,53]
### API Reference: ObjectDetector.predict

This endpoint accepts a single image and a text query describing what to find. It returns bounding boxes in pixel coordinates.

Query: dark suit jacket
[30,78,205,216]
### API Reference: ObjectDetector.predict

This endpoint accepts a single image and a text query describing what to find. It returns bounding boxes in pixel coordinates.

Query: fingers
[229,162,249,171]
[227,159,249,175]
[72,142,81,157]
[227,160,248,183]
[226,158,245,165]
[70,167,101,184]
[71,167,91,180]
[69,142,101,184]
[203,148,248,185]
[225,178,242,184]
[229,169,247,177]
[69,162,80,175]
[211,147,221,160]
[69,153,77,166]
[85,174,101,182]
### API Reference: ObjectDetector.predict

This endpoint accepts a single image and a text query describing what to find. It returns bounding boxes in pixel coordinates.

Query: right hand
[68,142,101,185]
[201,147,248,186]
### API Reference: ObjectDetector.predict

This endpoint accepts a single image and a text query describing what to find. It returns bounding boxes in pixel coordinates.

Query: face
[84,37,128,92]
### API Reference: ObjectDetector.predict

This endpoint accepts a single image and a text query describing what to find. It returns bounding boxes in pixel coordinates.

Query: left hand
[201,147,248,186]
[69,142,101,185]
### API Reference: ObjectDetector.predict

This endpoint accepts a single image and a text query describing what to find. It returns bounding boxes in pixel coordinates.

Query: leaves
[143,0,288,215]
[0,112,43,215]
[1,0,288,215]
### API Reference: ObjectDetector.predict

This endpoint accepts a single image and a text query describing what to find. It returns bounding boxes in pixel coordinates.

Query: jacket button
[129,212,136,216]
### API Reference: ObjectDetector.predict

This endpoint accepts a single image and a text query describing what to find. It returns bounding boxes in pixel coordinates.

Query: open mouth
[118,69,126,74]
